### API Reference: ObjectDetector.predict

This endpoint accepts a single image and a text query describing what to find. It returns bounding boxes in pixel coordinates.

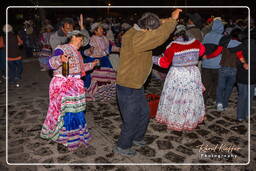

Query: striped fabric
[84,55,117,101]
[85,67,116,101]
[40,76,91,151]
[38,47,52,69]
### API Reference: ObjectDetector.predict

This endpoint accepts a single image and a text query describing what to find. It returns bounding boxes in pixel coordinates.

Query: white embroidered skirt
[155,66,205,131]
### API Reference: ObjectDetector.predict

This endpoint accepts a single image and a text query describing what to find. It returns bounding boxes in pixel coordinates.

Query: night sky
[1,0,255,27]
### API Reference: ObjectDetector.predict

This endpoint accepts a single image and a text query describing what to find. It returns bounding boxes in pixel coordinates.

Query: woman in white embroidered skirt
[152,25,206,131]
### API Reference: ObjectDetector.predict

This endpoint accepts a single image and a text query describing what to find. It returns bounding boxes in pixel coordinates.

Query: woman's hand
[60,54,69,63]
[92,59,100,67]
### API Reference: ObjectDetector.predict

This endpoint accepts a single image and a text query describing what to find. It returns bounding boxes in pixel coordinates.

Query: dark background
[2,0,255,27]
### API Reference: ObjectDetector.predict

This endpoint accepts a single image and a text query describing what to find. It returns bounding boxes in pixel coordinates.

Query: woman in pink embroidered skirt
[83,23,120,101]
[152,25,206,131]
[40,30,99,151]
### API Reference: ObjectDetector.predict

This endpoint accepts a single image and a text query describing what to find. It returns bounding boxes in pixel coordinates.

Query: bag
[146,94,160,119]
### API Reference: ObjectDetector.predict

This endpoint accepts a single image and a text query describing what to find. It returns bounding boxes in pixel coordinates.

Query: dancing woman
[40,30,99,151]
[153,25,206,131]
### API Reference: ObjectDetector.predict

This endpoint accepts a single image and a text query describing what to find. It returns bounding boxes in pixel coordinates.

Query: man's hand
[171,9,182,20]
[79,14,84,30]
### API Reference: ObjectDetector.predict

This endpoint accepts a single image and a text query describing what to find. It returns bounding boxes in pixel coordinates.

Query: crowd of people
[1,8,255,156]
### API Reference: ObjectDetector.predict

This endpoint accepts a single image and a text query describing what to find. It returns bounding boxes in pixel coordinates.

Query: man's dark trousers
[116,84,150,149]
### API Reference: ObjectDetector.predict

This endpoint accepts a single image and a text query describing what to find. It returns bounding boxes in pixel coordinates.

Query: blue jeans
[8,60,23,83]
[216,67,237,108]
[116,84,150,149]
[237,83,255,120]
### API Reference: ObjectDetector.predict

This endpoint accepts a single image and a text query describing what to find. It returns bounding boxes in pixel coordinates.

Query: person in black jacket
[236,26,256,121]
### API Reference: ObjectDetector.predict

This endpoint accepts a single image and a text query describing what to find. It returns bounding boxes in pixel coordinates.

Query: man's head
[61,18,74,35]
[186,13,202,28]
[137,12,160,30]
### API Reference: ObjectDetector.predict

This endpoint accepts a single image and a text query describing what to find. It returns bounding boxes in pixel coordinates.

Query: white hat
[101,23,110,29]
[121,23,131,30]
[67,30,89,46]
[213,17,222,21]
[90,22,102,33]
[42,24,54,31]
[174,24,186,35]
[3,24,13,33]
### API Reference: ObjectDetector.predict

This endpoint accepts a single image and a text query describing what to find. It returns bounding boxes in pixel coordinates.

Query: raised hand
[79,14,84,30]
[171,9,182,20]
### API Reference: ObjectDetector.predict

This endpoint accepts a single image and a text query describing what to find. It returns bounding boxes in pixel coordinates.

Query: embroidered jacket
[84,35,120,57]
[153,38,205,68]
[48,44,94,77]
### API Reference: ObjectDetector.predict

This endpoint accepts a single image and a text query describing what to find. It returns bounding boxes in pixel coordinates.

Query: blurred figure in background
[0,30,5,83]
[38,24,54,71]
[4,24,24,86]
[83,22,120,101]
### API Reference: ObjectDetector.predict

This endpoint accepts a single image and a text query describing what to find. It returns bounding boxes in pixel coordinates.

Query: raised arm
[133,9,182,52]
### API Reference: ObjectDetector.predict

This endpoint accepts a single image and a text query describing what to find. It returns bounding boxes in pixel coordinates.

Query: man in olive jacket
[114,9,182,156]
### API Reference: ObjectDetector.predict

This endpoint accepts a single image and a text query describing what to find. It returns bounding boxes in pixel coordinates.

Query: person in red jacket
[152,24,206,131]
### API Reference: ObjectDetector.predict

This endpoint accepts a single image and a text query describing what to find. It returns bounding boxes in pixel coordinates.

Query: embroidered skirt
[155,66,205,131]
[83,56,116,101]
[38,47,52,69]
[40,76,91,151]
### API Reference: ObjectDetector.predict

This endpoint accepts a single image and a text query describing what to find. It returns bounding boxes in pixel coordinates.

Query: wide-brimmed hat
[187,13,202,27]
[3,24,13,33]
[67,30,89,46]
[174,24,186,35]
[42,24,54,32]
[121,22,131,30]
[90,22,103,32]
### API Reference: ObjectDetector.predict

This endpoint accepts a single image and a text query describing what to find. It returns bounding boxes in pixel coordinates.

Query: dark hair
[230,28,242,39]
[64,33,85,44]
[175,30,189,41]
[137,12,160,30]
[61,18,74,27]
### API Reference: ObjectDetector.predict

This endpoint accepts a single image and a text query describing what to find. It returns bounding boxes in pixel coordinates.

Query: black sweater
[236,28,256,84]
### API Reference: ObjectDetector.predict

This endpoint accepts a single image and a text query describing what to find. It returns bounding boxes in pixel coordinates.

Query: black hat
[187,13,202,28]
